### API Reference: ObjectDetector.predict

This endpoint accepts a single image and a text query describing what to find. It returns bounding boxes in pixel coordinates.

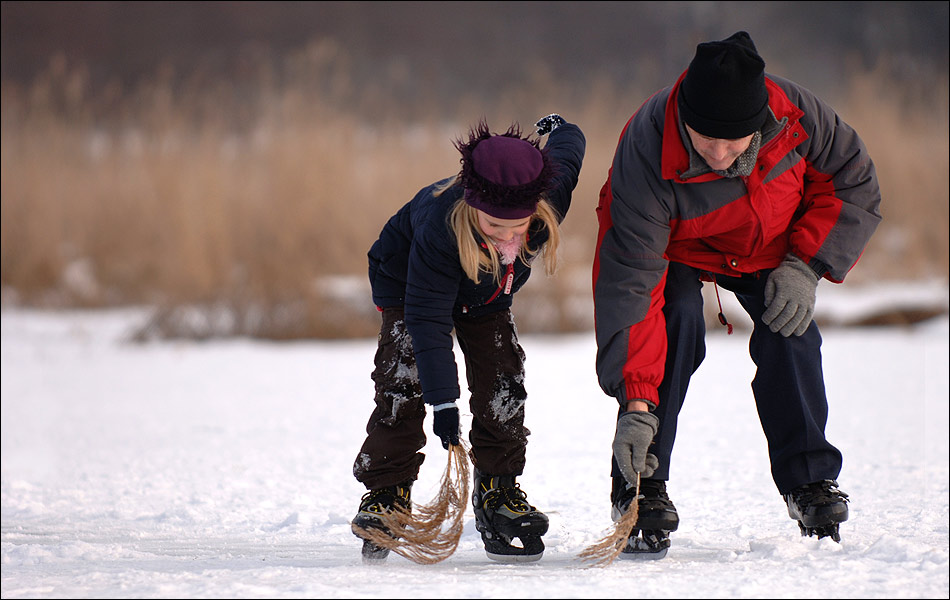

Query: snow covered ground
[2,285,948,598]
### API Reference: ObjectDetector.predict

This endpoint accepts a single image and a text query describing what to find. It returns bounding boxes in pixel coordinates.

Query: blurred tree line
[4,1,947,111]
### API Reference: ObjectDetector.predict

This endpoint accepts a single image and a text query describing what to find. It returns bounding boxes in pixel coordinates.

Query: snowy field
[2,286,948,598]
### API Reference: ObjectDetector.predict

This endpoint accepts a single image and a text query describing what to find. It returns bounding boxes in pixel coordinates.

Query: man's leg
[722,274,843,494]
[611,262,707,482]
[608,262,706,557]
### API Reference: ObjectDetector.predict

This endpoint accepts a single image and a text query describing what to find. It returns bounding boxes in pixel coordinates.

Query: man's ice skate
[472,470,549,563]
[611,476,679,560]
[784,479,849,542]
[351,482,412,561]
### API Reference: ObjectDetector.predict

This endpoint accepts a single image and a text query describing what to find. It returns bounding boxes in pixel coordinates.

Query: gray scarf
[678,108,786,179]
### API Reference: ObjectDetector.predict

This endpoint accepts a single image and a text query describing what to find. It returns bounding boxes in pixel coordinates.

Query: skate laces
[482,480,532,513]
[790,480,849,507]
[639,479,670,498]
[360,485,411,515]
[634,479,673,510]
[614,480,670,515]
[614,485,641,512]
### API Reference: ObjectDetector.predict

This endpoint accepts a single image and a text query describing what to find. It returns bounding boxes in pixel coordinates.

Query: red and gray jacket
[593,72,881,407]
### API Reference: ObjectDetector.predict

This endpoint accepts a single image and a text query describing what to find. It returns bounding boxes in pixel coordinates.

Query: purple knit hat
[455,121,554,219]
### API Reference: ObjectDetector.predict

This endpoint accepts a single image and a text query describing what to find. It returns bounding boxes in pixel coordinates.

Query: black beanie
[678,31,769,139]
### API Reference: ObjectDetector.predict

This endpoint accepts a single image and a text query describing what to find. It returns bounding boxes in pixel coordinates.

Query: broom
[355,442,471,564]
[577,472,640,567]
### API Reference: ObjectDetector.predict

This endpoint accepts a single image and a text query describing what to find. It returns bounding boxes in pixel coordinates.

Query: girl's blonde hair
[437,179,561,285]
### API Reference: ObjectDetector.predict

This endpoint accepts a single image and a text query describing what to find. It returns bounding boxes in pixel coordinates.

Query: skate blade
[354,523,395,562]
[619,529,670,560]
[798,522,842,543]
[482,532,545,563]
[618,547,669,560]
[361,540,391,562]
[486,550,543,563]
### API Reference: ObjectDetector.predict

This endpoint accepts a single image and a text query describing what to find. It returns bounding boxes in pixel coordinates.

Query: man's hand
[763,254,819,337]
[432,401,460,449]
[612,410,660,484]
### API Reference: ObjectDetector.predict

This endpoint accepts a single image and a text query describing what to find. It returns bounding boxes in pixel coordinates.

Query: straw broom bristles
[355,442,471,564]
[577,472,640,567]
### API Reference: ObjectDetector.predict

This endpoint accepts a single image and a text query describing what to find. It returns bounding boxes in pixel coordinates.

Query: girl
[351,115,585,562]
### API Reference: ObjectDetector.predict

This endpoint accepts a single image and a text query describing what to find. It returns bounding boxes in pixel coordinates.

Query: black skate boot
[351,482,412,561]
[784,479,849,542]
[472,470,549,563]
[611,476,679,560]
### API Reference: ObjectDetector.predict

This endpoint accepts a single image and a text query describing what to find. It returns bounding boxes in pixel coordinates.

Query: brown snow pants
[353,307,529,490]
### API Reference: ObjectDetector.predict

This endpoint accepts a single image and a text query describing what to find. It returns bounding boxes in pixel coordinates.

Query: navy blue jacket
[368,123,586,406]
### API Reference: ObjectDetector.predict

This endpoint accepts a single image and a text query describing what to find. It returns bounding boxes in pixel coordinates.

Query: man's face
[685,124,755,171]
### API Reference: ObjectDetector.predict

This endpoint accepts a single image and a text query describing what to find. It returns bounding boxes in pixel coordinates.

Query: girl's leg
[455,309,528,476]
[352,307,427,490]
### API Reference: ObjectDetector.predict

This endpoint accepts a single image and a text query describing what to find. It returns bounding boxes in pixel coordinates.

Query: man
[593,31,881,557]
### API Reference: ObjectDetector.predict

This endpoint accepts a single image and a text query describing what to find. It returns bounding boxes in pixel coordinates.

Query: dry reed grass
[577,473,641,567]
[834,66,950,284]
[2,48,946,338]
[353,443,470,565]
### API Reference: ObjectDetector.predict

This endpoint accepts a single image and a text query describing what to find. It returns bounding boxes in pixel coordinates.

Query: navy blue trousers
[612,262,843,495]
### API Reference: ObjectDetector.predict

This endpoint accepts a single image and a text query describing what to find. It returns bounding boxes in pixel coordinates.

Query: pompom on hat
[678,31,770,139]
[455,121,555,219]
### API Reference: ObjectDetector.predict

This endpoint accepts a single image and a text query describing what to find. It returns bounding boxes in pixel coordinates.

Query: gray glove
[535,114,566,136]
[612,410,660,485]
[763,254,819,337]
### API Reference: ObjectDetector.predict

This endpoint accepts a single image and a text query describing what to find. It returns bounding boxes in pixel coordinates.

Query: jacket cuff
[616,382,659,411]
[807,257,831,280]
[618,398,657,412]
[787,252,828,280]
[423,388,461,406]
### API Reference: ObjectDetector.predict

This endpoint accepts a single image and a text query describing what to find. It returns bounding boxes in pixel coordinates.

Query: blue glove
[763,254,819,337]
[535,114,566,136]
[432,401,460,449]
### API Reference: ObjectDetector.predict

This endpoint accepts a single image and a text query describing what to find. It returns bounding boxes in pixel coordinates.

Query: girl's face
[685,124,755,171]
[476,210,532,244]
